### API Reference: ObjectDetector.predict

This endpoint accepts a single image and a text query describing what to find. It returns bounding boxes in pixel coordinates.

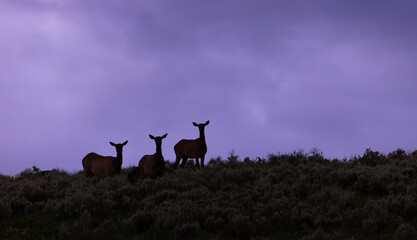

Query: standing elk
[133,133,168,179]
[174,120,209,169]
[82,141,128,177]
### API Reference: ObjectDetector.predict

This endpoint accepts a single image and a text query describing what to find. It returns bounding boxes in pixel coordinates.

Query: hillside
[1,149,417,240]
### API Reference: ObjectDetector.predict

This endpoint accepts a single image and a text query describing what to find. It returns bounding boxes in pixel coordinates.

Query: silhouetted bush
[389,148,407,160]
[394,223,417,240]
[174,221,200,239]
[359,148,387,166]
[1,149,417,239]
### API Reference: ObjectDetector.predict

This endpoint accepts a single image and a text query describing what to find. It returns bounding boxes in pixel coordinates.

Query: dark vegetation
[1,148,417,239]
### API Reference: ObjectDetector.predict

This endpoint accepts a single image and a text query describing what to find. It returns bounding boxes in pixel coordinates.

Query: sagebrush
[1,149,417,240]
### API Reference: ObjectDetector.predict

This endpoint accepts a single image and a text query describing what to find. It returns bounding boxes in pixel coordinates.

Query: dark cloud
[0,1,416,175]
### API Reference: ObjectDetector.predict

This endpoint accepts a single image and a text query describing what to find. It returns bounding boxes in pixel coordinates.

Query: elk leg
[174,155,181,169]
[195,158,200,168]
[180,157,188,168]
[201,156,205,168]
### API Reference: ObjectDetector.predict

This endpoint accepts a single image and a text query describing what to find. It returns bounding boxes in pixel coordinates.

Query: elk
[136,133,168,179]
[174,120,209,169]
[82,141,128,177]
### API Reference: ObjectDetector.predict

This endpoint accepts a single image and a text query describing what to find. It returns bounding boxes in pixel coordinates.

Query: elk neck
[113,150,123,172]
[116,150,123,164]
[155,144,164,162]
[199,129,207,148]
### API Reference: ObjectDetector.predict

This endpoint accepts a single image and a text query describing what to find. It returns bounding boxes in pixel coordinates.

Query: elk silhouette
[82,141,128,177]
[174,120,209,169]
[134,133,168,179]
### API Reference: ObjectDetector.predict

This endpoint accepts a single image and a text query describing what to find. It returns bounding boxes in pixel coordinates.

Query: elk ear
[205,120,210,126]
[193,122,198,126]
[149,134,155,139]
[123,140,128,145]
[162,133,168,138]
[110,142,116,146]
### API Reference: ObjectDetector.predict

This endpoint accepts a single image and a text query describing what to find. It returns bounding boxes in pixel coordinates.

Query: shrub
[359,148,387,167]
[394,223,417,240]
[207,156,223,167]
[0,198,12,218]
[302,227,332,240]
[174,222,200,239]
[1,150,417,239]
[389,149,407,160]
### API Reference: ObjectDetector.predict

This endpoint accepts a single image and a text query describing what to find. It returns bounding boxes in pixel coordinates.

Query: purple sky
[1,1,417,175]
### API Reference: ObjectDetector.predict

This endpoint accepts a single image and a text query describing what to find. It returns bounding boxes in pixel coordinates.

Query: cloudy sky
[1,0,416,175]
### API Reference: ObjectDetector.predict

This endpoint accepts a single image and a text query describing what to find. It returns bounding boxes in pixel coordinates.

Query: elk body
[136,134,168,179]
[82,141,128,177]
[174,120,209,169]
